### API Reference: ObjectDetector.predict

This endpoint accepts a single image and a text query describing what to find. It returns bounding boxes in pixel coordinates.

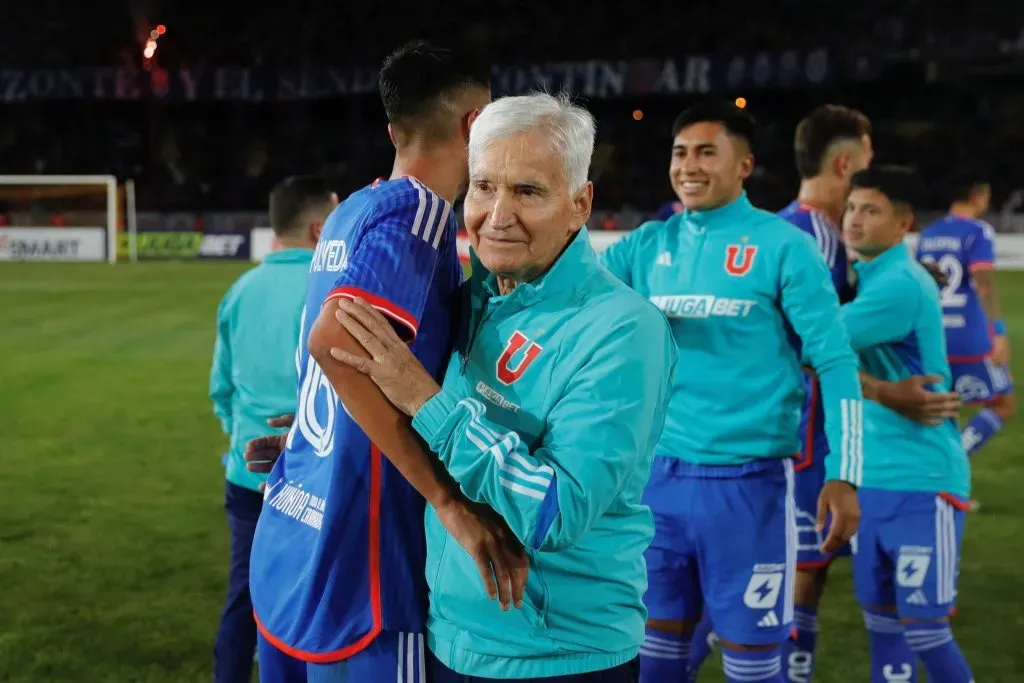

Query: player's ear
[571,181,594,231]
[738,153,755,181]
[462,108,481,142]
[387,123,397,148]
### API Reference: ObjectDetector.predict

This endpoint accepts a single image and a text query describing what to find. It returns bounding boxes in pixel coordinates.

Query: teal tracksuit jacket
[600,192,863,484]
[209,248,312,492]
[412,228,677,678]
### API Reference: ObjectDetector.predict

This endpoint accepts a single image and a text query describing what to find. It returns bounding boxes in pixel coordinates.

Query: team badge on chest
[496,331,543,385]
[725,244,758,276]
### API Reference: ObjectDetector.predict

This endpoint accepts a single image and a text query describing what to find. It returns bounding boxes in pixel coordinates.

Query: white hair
[469,92,596,193]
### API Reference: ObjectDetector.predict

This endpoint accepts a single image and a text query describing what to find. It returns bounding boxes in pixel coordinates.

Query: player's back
[249,177,462,661]
[851,246,969,499]
[916,215,995,362]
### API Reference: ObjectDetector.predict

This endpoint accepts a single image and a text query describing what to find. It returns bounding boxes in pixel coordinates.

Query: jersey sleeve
[967,222,996,272]
[209,290,235,435]
[599,223,651,287]
[840,276,916,351]
[325,184,452,342]
[411,309,675,552]
[778,232,864,486]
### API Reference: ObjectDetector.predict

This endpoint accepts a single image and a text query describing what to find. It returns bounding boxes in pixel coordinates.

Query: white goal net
[0,175,129,264]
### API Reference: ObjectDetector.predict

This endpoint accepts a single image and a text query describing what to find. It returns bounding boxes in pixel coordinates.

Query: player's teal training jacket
[411,228,676,679]
[209,248,312,493]
[600,192,863,485]
[841,242,970,498]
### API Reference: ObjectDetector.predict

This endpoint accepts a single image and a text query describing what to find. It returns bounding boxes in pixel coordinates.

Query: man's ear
[571,182,594,232]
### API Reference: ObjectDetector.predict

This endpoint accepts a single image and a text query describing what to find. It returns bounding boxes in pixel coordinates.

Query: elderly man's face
[464,131,593,282]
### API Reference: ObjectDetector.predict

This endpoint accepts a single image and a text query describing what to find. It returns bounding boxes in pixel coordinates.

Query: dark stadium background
[1,3,1023,682]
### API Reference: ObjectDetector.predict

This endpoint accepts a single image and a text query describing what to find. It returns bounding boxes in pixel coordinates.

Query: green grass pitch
[1,261,1022,682]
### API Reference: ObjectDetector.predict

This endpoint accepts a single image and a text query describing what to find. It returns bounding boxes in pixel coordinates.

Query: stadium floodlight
[0,175,134,264]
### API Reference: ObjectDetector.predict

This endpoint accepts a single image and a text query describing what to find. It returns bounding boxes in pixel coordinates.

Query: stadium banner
[0,50,833,102]
[249,227,1024,271]
[0,227,105,261]
[118,230,250,260]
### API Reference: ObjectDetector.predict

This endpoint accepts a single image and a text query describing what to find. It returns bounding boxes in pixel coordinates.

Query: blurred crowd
[2,2,1024,221]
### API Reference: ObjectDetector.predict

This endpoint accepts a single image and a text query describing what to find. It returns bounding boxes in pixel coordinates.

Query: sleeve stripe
[810,211,838,267]
[406,178,451,250]
[324,286,419,341]
[408,180,429,239]
[969,261,995,272]
[433,200,452,250]
[839,398,863,485]
[458,398,555,497]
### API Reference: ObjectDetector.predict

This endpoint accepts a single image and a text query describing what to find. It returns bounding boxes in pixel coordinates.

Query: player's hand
[876,375,960,426]
[245,414,293,490]
[434,497,528,611]
[991,335,1011,367]
[920,260,949,288]
[328,298,441,416]
[817,480,860,553]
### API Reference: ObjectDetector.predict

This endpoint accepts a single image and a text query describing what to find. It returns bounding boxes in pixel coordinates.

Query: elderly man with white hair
[326,92,676,682]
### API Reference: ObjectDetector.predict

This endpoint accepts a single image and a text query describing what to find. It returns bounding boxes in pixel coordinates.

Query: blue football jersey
[777,201,853,472]
[915,215,996,361]
[249,177,462,661]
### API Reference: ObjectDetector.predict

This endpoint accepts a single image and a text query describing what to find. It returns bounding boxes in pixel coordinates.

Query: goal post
[0,175,128,264]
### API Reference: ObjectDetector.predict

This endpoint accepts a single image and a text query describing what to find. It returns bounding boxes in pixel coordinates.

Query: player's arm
[598,222,649,286]
[209,292,235,435]
[412,311,675,552]
[779,234,863,487]
[840,276,915,352]
[969,224,1010,363]
[310,195,524,608]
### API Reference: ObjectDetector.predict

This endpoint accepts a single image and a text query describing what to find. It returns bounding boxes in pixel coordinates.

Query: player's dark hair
[268,175,334,236]
[850,165,926,214]
[379,40,491,131]
[794,105,872,179]
[948,168,990,204]
[671,101,757,149]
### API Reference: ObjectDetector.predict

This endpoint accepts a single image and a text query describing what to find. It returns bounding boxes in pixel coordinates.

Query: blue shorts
[792,457,851,569]
[950,358,1013,405]
[851,489,966,620]
[643,455,796,646]
[257,630,426,683]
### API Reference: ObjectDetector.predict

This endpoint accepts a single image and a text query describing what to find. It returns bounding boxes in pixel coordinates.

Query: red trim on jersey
[939,492,972,512]
[253,444,384,663]
[968,261,995,272]
[325,286,419,341]
[796,379,818,472]
[797,558,835,571]
[948,353,990,363]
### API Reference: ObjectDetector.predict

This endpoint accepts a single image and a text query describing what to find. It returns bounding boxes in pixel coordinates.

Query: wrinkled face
[463,131,592,282]
[669,122,753,211]
[843,187,912,258]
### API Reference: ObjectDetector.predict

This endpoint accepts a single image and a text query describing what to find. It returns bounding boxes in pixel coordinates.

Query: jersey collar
[681,190,753,230]
[471,226,596,307]
[263,247,314,264]
[853,241,909,276]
